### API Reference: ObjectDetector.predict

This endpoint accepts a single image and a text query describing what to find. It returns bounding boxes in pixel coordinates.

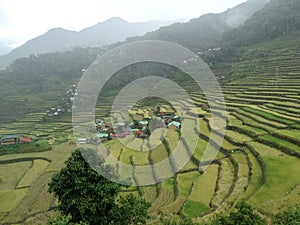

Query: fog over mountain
[127,0,270,51]
[220,0,270,27]
[0,17,176,69]
[0,44,12,56]
[0,0,270,70]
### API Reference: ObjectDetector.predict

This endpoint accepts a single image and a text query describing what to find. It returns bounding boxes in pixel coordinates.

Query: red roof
[21,137,31,142]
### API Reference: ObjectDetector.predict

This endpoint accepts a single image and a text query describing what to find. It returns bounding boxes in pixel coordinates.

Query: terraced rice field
[102,35,300,224]
[0,35,299,224]
[0,113,73,146]
[0,143,76,224]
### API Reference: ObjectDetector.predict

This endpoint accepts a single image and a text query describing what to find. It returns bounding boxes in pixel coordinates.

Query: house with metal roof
[138,121,149,126]
[96,133,109,138]
[0,134,20,145]
[167,121,181,129]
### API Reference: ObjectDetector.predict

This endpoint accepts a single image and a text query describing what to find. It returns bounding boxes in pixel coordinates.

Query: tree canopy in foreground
[48,149,150,225]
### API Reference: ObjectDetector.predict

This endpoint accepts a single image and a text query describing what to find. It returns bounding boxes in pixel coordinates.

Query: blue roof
[97,133,109,138]
[1,134,20,139]
[0,134,20,142]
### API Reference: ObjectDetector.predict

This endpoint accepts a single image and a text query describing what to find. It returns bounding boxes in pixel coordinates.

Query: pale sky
[0,0,246,47]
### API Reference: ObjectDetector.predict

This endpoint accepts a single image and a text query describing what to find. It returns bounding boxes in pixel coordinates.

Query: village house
[167,121,181,129]
[20,137,31,144]
[93,107,182,142]
[96,133,109,140]
[138,121,149,130]
[0,134,20,145]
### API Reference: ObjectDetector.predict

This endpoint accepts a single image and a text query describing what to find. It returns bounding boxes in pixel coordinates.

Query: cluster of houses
[77,109,182,144]
[0,134,31,145]
[96,111,181,140]
[47,84,77,117]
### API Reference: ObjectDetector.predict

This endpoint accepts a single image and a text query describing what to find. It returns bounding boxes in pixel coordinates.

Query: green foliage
[141,15,229,52]
[48,149,150,225]
[47,215,72,225]
[273,205,300,225]
[208,202,265,225]
[223,0,300,47]
[100,62,192,97]
[113,194,151,225]
[0,139,51,156]
[160,217,197,225]
[126,0,268,52]
[0,47,99,122]
[47,215,88,225]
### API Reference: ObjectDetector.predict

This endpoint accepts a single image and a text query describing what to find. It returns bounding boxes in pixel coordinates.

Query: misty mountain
[0,17,175,69]
[0,43,12,56]
[1,0,299,122]
[222,0,300,47]
[127,0,270,51]
[183,0,300,65]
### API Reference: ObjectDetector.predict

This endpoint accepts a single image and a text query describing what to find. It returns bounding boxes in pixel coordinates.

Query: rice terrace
[0,0,300,224]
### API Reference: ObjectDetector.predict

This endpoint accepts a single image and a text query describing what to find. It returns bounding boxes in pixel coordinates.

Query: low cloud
[0,2,9,27]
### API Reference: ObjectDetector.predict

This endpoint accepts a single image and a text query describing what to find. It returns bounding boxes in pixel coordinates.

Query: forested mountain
[198,0,300,65]
[222,0,300,47]
[0,17,175,70]
[0,47,100,121]
[127,0,270,51]
[1,1,300,224]
[0,0,299,121]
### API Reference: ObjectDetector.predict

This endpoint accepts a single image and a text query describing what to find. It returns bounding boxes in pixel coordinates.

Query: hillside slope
[0,33,299,225]
[0,43,12,56]
[127,0,270,51]
[222,0,300,47]
[0,1,300,223]
[0,0,298,124]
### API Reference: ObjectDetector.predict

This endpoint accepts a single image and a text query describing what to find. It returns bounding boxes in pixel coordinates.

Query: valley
[0,32,299,224]
[0,0,299,224]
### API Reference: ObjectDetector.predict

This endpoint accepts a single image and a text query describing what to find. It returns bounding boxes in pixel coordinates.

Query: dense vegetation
[223,0,300,47]
[0,47,99,121]
[0,0,299,224]
[48,149,300,225]
[48,150,149,225]
[127,0,269,51]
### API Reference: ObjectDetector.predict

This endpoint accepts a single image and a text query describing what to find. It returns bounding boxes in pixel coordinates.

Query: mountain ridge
[0,17,176,69]
[0,43,12,56]
[0,0,272,70]
[126,0,270,51]
[0,0,299,122]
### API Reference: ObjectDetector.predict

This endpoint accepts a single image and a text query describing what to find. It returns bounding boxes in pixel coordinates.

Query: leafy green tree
[273,205,300,225]
[113,194,150,225]
[48,215,71,225]
[47,215,88,225]
[48,149,150,225]
[208,201,265,225]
